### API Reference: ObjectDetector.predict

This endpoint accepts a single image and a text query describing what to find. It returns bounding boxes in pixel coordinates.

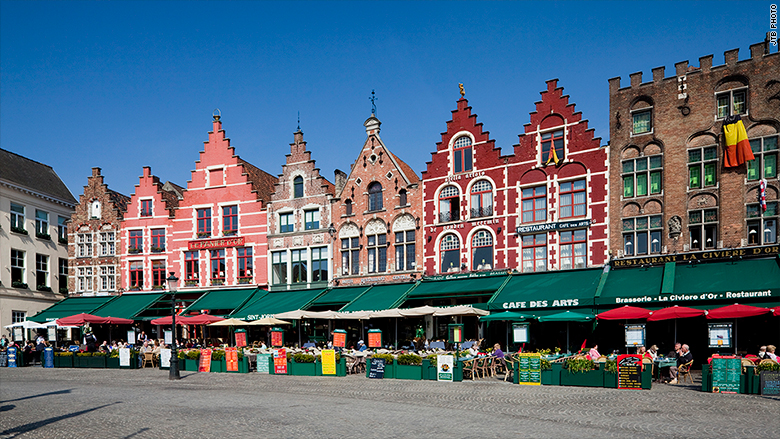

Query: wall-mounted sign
[611,244,779,269]
[708,323,733,348]
[187,236,245,251]
[513,324,529,343]
[625,324,646,347]
[516,219,592,235]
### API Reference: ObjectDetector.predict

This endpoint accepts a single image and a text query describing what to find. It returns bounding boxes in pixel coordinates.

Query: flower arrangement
[211,350,225,361]
[564,357,595,374]
[186,349,201,360]
[396,353,422,365]
[292,353,315,363]
[372,353,394,364]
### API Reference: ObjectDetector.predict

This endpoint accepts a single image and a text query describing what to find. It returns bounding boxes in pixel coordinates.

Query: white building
[1,148,76,337]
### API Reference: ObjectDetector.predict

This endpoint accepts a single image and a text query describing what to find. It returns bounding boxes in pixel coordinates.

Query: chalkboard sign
[43,347,54,368]
[256,354,272,374]
[368,358,386,379]
[617,354,643,389]
[0,350,7,367]
[760,371,780,396]
[711,355,741,394]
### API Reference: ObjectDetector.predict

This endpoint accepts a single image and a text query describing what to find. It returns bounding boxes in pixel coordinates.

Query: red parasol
[647,305,705,321]
[706,304,772,319]
[150,316,188,326]
[182,314,225,325]
[775,307,780,317]
[56,313,109,326]
[596,306,652,320]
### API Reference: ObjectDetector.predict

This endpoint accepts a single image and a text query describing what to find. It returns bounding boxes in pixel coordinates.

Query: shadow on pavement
[0,402,120,438]
[122,427,150,438]
[0,389,73,404]
[0,405,15,412]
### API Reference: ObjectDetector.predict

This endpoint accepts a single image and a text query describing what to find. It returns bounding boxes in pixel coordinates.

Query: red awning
[775,307,780,317]
[647,306,706,321]
[182,314,225,325]
[596,306,652,320]
[706,304,772,319]
[150,316,188,326]
[56,313,109,326]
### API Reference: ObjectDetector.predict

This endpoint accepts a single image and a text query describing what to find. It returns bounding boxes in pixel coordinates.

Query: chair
[142,352,155,368]
[343,355,357,374]
[462,359,478,380]
[741,358,755,373]
[484,356,498,378]
[642,358,653,375]
[504,355,516,382]
[677,360,694,384]
[474,357,490,379]
[758,358,779,366]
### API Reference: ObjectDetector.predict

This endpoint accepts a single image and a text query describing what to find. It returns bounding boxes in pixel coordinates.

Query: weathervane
[370,89,377,116]
[297,111,301,131]
[213,108,221,121]
[459,83,465,98]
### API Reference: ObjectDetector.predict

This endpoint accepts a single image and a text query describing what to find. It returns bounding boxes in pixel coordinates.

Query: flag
[760,179,767,212]
[580,339,588,350]
[546,145,561,166]
[723,115,754,167]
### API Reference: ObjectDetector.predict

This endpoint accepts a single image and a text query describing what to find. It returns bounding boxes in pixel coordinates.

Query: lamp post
[166,272,180,380]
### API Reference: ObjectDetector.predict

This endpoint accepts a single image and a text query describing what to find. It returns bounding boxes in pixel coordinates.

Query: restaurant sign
[610,289,775,305]
[188,236,245,251]
[515,219,592,235]
[611,245,779,269]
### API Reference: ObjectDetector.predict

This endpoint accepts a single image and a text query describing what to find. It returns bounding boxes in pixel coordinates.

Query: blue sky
[1,1,775,198]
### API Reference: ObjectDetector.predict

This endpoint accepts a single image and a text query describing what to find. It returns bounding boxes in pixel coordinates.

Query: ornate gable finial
[297,111,301,132]
[459,83,465,98]
[369,89,378,116]
[213,108,221,121]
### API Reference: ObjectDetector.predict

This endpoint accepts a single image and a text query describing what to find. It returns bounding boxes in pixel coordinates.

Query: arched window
[398,189,407,207]
[293,176,303,198]
[453,136,473,173]
[440,234,461,272]
[470,180,493,218]
[368,182,383,211]
[345,198,353,216]
[541,130,565,164]
[471,230,494,270]
[438,185,460,223]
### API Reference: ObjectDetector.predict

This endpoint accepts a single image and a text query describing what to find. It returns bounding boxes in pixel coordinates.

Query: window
[279,212,294,233]
[632,109,652,135]
[35,254,48,288]
[291,249,307,283]
[471,230,494,270]
[522,233,547,272]
[77,233,93,257]
[11,249,25,284]
[271,251,287,284]
[304,209,320,230]
[35,210,49,236]
[345,199,353,216]
[311,247,328,282]
[152,260,166,288]
[77,267,93,292]
[541,129,565,163]
[368,182,383,211]
[58,216,68,241]
[129,263,142,290]
[623,155,662,197]
[185,251,199,281]
[99,231,115,256]
[238,247,253,280]
[560,229,587,269]
[440,234,461,272]
[12,311,26,324]
[59,258,68,292]
[689,208,718,250]
[559,180,586,218]
[197,208,211,237]
[470,180,493,218]
[141,200,152,217]
[688,146,718,189]
[223,205,238,235]
[129,230,143,252]
[341,237,360,275]
[367,233,387,273]
[747,202,778,245]
[10,202,25,231]
[99,266,116,291]
[747,135,778,181]
[716,88,747,119]
[453,136,473,173]
[398,189,408,206]
[623,215,663,256]
[151,229,165,252]
[293,176,304,198]
[90,200,101,219]
[522,186,547,223]
[439,185,460,223]
[210,249,225,282]
[395,230,416,271]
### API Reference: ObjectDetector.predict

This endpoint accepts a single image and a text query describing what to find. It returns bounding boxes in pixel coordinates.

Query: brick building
[266,128,337,291]
[332,114,423,286]
[608,37,779,259]
[69,167,129,295]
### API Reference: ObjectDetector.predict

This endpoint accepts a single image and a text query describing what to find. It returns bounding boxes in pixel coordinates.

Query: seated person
[668,344,692,383]
[357,340,368,352]
[667,342,681,359]
[767,345,778,361]
[467,343,480,358]
[758,346,769,359]
[493,343,506,369]
[588,344,601,360]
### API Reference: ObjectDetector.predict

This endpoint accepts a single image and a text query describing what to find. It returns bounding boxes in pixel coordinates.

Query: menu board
[127,330,136,345]
[0,350,7,367]
[708,323,732,348]
[760,371,780,396]
[617,354,643,389]
[624,324,645,347]
[160,349,171,368]
[368,331,382,348]
[271,331,284,347]
[235,331,247,348]
[711,355,740,393]
[119,348,131,366]
[437,355,454,382]
[256,354,272,374]
[164,330,172,345]
[199,348,213,372]
[13,328,23,341]
[333,331,346,348]
[273,348,287,374]
[517,352,541,385]
[48,326,57,343]
[7,347,17,367]
[322,349,336,375]
[368,358,385,379]
[225,347,238,372]
[513,324,529,343]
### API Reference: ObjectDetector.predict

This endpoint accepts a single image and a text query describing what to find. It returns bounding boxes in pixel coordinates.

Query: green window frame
[632,109,652,135]
[747,135,778,181]
[688,146,718,189]
[622,155,662,198]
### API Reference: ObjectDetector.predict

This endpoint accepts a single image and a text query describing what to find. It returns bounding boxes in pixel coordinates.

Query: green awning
[231,288,327,320]
[673,258,780,301]
[184,288,260,316]
[310,286,368,308]
[407,274,510,300]
[536,310,595,322]
[488,268,602,311]
[596,265,665,307]
[341,283,417,312]
[28,296,115,323]
[480,311,535,322]
[92,293,165,319]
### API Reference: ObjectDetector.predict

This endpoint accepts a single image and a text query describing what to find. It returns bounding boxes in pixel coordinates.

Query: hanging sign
[333,330,347,348]
[256,354,272,374]
[43,347,54,368]
[7,347,17,368]
[517,352,541,385]
[235,330,247,347]
[617,354,643,389]
[711,355,740,393]
[437,355,454,382]
[368,329,382,348]
[273,348,287,374]
[160,349,171,368]
[625,324,646,347]
[119,348,131,367]
[322,349,336,375]
[368,358,385,379]
[448,324,464,344]
[198,349,213,372]
[225,347,238,372]
[271,329,284,347]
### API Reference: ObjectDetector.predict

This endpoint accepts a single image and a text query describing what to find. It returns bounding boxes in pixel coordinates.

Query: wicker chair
[462,359,478,380]
[677,360,694,384]
[504,354,517,382]
[142,352,155,368]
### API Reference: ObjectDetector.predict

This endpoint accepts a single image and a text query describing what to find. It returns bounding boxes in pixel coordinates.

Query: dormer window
[141,200,152,217]
[293,176,304,198]
[453,136,473,173]
[541,130,564,164]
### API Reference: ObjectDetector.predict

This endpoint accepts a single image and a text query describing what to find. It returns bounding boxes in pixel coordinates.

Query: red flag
[723,115,754,167]
[580,339,588,350]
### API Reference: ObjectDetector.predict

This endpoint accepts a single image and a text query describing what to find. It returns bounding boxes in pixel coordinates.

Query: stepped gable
[238,158,278,204]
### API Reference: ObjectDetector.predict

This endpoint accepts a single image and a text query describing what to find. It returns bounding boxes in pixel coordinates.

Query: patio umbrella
[537,311,595,354]
[150,316,188,326]
[334,311,372,320]
[103,317,134,325]
[432,305,489,317]
[4,321,48,330]
[56,313,110,326]
[368,309,404,318]
[775,307,780,317]
[480,311,535,322]
[647,305,706,344]
[398,306,438,317]
[207,318,248,326]
[182,315,225,325]
[596,306,652,320]
[246,317,291,325]
[705,304,772,319]
[275,310,309,320]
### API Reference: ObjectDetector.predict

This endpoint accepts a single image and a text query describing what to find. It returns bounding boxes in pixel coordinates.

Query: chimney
[334,169,347,195]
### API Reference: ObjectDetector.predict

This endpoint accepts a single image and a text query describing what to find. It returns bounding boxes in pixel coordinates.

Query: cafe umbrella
[596,306,652,320]
[706,304,773,355]
[537,311,596,354]
[480,311,537,351]
[647,305,706,343]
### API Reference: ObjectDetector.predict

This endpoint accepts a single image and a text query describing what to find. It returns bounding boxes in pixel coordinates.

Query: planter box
[106,357,120,369]
[395,364,423,380]
[290,360,316,376]
[238,357,249,374]
[337,357,346,377]
[210,359,224,373]
[54,355,73,368]
[560,369,604,387]
[185,357,200,372]
[178,358,187,370]
[541,369,553,385]
[641,368,652,390]
[604,371,617,388]
[366,361,395,379]
[75,355,106,368]
[702,365,711,392]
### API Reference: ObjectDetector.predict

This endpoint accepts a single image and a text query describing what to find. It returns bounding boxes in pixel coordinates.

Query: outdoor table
[654,358,677,381]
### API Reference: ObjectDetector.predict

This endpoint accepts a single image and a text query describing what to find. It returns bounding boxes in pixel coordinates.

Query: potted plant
[36,232,51,240]
[54,351,73,368]
[560,358,602,387]
[603,360,618,388]
[185,279,198,287]
[36,285,52,292]
[211,349,225,373]
[395,353,423,380]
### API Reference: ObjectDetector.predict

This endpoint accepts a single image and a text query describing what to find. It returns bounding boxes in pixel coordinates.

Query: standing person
[85,331,97,353]
[0,335,8,349]
[138,331,148,344]
[669,344,692,384]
